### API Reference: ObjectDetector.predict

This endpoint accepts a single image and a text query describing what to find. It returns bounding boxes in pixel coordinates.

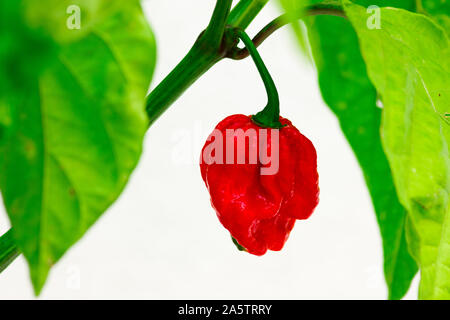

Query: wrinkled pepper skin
[200,114,319,255]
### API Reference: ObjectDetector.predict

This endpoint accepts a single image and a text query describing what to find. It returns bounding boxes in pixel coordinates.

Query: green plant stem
[235,29,281,128]
[202,0,233,50]
[146,45,223,126]
[227,0,270,29]
[146,0,234,126]
[0,229,19,273]
[228,3,346,60]
[146,3,345,126]
[146,0,270,126]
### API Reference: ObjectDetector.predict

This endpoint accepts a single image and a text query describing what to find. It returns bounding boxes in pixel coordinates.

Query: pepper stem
[234,29,283,128]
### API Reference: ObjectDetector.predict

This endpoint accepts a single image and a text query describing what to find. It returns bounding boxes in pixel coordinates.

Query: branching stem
[145,2,345,125]
[227,0,270,29]
[146,0,233,126]
[227,4,346,60]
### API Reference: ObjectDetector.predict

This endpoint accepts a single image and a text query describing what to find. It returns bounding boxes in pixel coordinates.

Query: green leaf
[0,0,156,294]
[419,0,450,34]
[305,11,417,299]
[344,1,450,299]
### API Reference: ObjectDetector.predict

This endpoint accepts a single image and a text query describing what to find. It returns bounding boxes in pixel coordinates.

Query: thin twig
[227,5,346,60]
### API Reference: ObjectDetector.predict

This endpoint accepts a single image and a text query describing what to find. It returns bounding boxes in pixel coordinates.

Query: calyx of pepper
[251,113,285,129]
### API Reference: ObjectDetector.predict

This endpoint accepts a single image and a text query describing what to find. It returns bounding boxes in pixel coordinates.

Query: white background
[0,0,419,299]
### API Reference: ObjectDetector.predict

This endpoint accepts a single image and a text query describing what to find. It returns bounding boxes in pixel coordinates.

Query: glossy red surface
[200,114,319,255]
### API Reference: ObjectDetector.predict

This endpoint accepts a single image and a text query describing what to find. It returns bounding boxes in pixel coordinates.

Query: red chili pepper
[200,114,319,255]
